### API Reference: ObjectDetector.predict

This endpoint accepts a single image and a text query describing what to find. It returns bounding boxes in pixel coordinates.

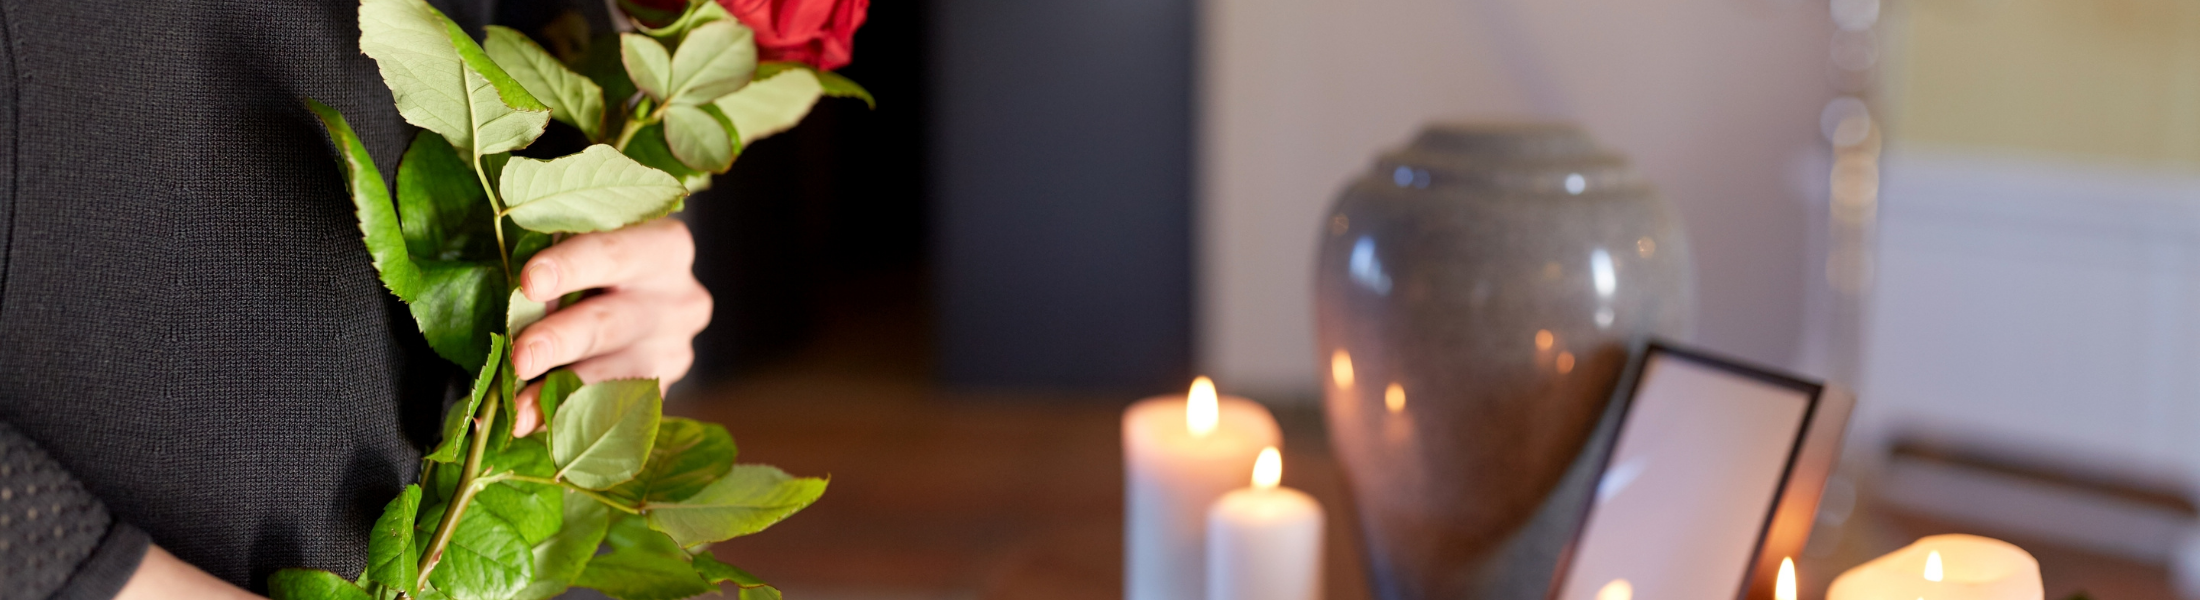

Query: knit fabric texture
[0,0,500,594]
[0,421,121,600]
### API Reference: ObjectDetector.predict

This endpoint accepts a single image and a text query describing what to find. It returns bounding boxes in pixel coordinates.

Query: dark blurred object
[930,0,1195,392]
[681,0,928,382]
[1316,124,1692,599]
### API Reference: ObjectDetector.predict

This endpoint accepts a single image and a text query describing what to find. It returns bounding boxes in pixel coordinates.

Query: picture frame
[1548,340,1855,600]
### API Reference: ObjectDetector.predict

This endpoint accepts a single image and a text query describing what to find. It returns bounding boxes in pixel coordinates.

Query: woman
[0,1,709,597]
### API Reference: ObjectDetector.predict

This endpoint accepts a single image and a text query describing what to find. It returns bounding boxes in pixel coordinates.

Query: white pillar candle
[1124,377,1281,600]
[1827,534,2043,600]
[1205,447,1323,600]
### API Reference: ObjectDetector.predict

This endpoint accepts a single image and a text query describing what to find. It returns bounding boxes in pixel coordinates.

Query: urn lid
[1373,121,1645,196]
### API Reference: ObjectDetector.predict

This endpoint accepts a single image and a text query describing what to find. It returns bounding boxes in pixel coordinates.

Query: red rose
[718,0,868,71]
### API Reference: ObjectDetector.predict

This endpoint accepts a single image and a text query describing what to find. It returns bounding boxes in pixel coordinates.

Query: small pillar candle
[1124,377,1281,600]
[1205,447,1323,600]
[1827,534,2043,600]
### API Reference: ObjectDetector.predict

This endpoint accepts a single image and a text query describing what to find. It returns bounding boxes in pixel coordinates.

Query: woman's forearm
[113,545,262,600]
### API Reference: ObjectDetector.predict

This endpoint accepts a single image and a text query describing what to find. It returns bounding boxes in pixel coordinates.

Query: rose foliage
[272,1,870,599]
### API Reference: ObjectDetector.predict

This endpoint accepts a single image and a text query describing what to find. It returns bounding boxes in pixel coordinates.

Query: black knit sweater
[0,0,533,597]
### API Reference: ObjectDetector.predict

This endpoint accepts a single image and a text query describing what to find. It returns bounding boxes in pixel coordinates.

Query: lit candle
[1777,557,1796,600]
[1205,447,1323,600]
[1827,534,2043,600]
[1124,377,1282,600]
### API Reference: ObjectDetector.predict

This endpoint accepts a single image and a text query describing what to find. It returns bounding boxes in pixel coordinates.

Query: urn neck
[1371,122,1645,196]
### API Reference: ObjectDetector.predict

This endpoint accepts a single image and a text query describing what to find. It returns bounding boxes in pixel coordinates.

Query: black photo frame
[1547,340,1853,600]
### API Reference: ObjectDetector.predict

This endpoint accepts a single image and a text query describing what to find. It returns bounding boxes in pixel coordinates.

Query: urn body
[1314,123,1694,599]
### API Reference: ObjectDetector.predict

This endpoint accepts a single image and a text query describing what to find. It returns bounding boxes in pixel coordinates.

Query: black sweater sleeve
[0,421,147,600]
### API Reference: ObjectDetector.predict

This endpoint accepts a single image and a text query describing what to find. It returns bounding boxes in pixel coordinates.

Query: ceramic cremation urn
[1315,122,1693,600]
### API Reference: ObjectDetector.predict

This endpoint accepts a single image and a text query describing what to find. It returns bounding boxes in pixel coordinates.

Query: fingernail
[525,262,557,298]
[524,341,550,375]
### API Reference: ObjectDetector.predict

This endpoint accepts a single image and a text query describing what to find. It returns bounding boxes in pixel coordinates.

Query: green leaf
[665,20,756,105]
[575,515,713,600]
[606,417,736,505]
[815,70,875,109]
[307,99,424,301]
[753,61,799,81]
[514,488,613,600]
[620,123,713,192]
[620,33,673,102]
[363,485,423,596]
[498,348,522,442]
[501,145,687,234]
[508,228,554,268]
[551,379,664,489]
[396,132,496,262]
[642,465,826,547]
[426,334,506,462]
[269,568,375,600]
[410,260,505,371]
[617,0,691,28]
[412,500,446,559]
[691,553,781,600]
[711,67,821,144]
[635,0,733,44]
[538,369,584,426]
[477,435,562,544]
[507,288,546,339]
[663,104,735,173]
[423,461,462,509]
[359,0,549,157]
[689,553,755,585]
[578,34,637,133]
[574,548,713,600]
[429,509,533,600]
[486,26,606,140]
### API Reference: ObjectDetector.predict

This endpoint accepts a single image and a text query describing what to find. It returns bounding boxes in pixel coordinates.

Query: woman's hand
[507,218,713,434]
[115,545,263,600]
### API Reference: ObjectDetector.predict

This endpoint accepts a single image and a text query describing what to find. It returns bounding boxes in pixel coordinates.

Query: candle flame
[1924,550,1943,582]
[1595,579,1631,600]
[1331,349,1355,388]
[1385,383,1406,413]
[1776,557,1796,600]
[1253,446,1282,489]
[1188,377,1219,437]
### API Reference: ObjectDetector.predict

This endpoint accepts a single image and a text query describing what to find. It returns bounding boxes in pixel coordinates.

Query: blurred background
[638,0,2200,598]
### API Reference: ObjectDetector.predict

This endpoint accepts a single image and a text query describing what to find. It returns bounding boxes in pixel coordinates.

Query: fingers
[512,341,694,433]
[521,219,696,302]
[513,291,651,380]
[513,382,543,434]
[568,340,697,393]
[511,284,712,380]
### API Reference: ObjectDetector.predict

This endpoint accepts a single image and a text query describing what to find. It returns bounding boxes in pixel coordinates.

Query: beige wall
[1200,0,1838,399]
[1885,0,2200,169]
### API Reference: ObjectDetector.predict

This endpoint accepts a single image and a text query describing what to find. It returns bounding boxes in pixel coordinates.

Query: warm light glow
[1252,446,1282,489]
[1924,550,1943,582]
[1557,352,1576,374]
[1331,349,1355,388]
[1595,578,1632,600]
[1385,383,1406,413]
[1777,557,1797,600]
[1535,329,1555,350]
[1187,377,1219,437]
